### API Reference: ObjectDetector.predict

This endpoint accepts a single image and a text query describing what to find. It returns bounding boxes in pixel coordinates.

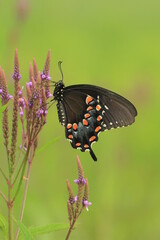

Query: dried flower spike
[12,48,21,81]
[0,68,12,105]
[74,155,86,185]
[29,63,34,82]
[41,50,52,99]
[67,200,73,224]
[33,58,38,81]
[10,49,21,167]
[83,179,91,211]
[66,179,75,205]
[65,156,92,240]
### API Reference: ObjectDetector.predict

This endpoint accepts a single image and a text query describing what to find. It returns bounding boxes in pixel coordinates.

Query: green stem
[8,173,13,240]
[65,218,76,240]
[12,156,25,186]
[12,147,30,203]
[15,147,33,240]
[65,207,83,240]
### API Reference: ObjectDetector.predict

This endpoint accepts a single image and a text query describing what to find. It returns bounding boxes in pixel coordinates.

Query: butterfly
[52,63,137,161]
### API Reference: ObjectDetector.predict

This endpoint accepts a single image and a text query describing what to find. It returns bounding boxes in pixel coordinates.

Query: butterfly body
[53,81,137,161]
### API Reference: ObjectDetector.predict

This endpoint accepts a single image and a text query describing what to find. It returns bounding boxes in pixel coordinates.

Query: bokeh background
[0,0,160,239]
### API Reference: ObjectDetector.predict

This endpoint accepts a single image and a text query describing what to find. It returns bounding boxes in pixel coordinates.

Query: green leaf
[29,223,69,236]
[35,136,62,156]
[14,219,34,240]
[0,212,8,240]
[0,105,8,115]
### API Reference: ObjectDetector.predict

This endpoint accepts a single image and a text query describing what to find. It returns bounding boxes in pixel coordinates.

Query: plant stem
[12,147,30,202]
[15,148,33,240]
[8,173,13,240]
[65,218,76,240]
[12,156,25,186]
[65,207,84,240]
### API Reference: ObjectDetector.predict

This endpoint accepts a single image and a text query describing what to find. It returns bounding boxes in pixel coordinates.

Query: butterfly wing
[59,84,137,161]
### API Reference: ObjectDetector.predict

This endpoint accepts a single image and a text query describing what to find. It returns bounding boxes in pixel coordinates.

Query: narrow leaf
[35,136,62,156]
[0,105,8,115]
[29,223,69,236]
[0,212,8,239]
[14,219,34,240]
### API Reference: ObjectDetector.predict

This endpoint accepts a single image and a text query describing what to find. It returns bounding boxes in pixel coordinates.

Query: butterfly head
[53,80,65,100]
[52,61,65,100]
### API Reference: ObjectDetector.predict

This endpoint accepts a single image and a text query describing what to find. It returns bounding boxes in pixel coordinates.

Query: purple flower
[74,196,77,202]
[0,88,2,94]
[45,91,52,98]
[19,107,23,116]
[41,71,52,99]
[18,98,25,108]
[44,110,48,116]
[41,71,51,81]
[83,200,92,211]
[74,177,86,185]
[27,82,32,87]
[12,72,22,81]
[18,90,22,95]
[1,93,12,101]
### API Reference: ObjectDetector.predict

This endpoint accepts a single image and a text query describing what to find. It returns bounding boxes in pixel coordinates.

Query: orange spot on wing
[86,95,93,105]
[84,144,89,148]
[73,123,78,130]
[95,126,101,132]
[83,119,89,126]
[67,123,72,129]
[96,105,101,111]
[76,143,81,147]
[89,136,96,142]
[97,115,102,121]
[87,106,93,111]
[85,113,90,119]
[68,135,73,139]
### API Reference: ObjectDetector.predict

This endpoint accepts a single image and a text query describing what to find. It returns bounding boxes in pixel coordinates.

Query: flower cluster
[0,49,54,240]
[66,156,91,225]
[0,67,12,106]
[0,49,52,167]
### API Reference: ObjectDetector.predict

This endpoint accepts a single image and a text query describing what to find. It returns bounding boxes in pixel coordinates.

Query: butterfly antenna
[58,61,63,81]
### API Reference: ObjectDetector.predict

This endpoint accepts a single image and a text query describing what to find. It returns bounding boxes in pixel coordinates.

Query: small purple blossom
[18,90,22,95]
[36,108,48,118]
[41,70,52,99]
[0,88,2,94]
[74,196,77,202]
[18,98,25,108]
[41,71,51,81]
[12,72,22,81]
[1,93,12,101]
[83,200,92,211]
[45,91,52,98]
[28,100,32,109]
[27,82,32,87]
[19,107,23,116]
[74,177,86,185]
[44,110,48,116]
[8,94,13,100]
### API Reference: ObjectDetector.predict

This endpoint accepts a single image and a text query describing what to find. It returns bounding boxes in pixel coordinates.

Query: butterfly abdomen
[57,101,66,126]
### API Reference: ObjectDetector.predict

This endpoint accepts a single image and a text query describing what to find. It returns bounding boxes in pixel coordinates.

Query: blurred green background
[0,0,160,239]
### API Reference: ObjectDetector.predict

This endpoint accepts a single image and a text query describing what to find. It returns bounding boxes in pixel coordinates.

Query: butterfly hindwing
[63,91,104,161]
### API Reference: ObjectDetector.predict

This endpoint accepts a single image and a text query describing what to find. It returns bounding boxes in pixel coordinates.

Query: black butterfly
[52,64,137,161]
